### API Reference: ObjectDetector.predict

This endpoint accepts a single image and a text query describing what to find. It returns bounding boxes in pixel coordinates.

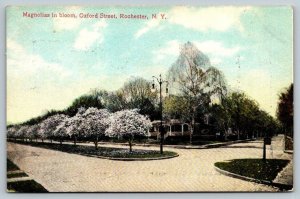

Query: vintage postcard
[6,6,293,192]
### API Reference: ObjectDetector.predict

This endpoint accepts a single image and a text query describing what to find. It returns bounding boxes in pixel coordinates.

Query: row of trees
[8,41,288,144]
[7,108,152,151]
[210,92,279,140]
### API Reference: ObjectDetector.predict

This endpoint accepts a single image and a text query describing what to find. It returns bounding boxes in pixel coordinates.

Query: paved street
[7,136,291,192]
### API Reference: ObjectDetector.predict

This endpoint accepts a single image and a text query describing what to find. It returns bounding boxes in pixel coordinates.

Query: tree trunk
[190,106,197,145]
[60,139,62,146]
[129,139,132,152]
[42,139,44,143]
[74,135,77,146]
[50,139,52,143]
[94,135,99,150]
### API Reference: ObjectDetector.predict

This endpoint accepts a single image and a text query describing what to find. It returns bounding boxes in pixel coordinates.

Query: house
[149,119,190,140]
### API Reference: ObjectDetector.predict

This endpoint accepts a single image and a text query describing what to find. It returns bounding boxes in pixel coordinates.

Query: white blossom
[105,109,152,138]
[7,126,19,138]
[80,107,111,138]
[16,125,29,139]
[40,114,68,139]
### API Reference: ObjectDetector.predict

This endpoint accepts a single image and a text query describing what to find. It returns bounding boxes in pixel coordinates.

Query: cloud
[168,6,251,32]
[135,18,161,38]
[194,40,241,57]
[135,6,251,38]
[153,40,180,62]
[73,20,107,51]
[153,40,240,64]
[7,39,73,123]
[7,38,71,79]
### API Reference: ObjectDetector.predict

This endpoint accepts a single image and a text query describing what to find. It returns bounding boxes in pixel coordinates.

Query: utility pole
[152,74,168,154]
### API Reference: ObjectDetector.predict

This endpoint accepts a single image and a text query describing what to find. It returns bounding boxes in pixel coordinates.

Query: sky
[7,6,293,124]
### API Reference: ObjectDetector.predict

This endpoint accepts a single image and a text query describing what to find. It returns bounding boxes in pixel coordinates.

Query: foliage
[65,94,103,116]
[92,78,160,120]
[163,95,190,121]
[277,84,293,136]
[210,92,278,139]
[21,109,64,126]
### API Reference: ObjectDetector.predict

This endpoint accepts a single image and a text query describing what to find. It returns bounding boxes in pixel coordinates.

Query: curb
[214,166,293,191]
[97,139,254,149]
[170,139,254,149]
[80,153,179,161]
[7,176,32,183]
[7,170,24,175]
[284,150,293,155]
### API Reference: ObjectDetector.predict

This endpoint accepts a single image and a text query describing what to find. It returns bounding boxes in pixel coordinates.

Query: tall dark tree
[65,94,103,116]
[277,83,293,137]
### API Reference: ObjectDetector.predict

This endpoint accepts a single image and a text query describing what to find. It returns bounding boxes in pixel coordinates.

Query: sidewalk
[271,134,293,189]
[273,159,293,187]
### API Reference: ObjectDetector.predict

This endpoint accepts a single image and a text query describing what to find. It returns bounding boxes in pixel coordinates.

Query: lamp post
[152,74,168,154]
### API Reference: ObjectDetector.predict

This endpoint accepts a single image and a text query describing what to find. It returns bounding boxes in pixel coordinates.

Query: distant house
[149,119,190,140]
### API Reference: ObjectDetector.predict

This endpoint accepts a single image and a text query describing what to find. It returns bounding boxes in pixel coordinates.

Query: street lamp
[152,74,168,154]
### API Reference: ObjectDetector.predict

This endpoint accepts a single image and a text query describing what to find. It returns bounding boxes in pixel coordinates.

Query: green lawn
[7,180,48,193]
[7,172,28,178]
[7,159,48,193]
[215,159,290,181]
[9,140,178,159]
[7,159,19,172]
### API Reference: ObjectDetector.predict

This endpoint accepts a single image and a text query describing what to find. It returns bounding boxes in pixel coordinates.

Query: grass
[7,159,48,192]
[7,180,48,193]
[7,159,19,171]
[215,159,290,181]
[10,140,178,159]
[7,172,28,178]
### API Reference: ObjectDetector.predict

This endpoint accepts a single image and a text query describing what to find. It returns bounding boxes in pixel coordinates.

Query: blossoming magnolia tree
[53,115,70,145]
[37,124,47,143]
[64,107,87,146]
[65,115,82,146]
[80,107,111,150]
[7,126,19,141]
[27,124,40,142]
[17,125,29,142]
[39,114,68,143]
[105,109,152,152]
